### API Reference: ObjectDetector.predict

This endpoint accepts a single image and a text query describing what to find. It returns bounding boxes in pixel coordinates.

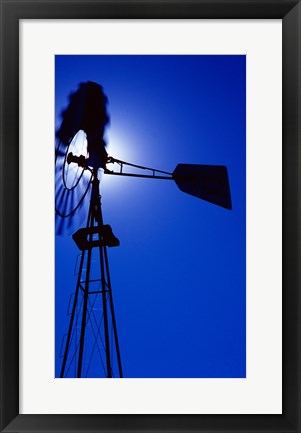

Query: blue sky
[55,55,246,378]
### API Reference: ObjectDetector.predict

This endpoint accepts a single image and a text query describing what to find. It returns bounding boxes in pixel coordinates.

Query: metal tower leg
[94,194,123,378]
[104,246,123,377]
[59,171,122,378]
[60,249,85,378]
[77,212,93,378]
[60,207,92,378]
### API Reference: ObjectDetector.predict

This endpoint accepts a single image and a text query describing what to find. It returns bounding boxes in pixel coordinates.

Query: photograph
[55,54,246,379]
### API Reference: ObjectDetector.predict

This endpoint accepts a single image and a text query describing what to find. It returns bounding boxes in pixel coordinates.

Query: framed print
[54,55,244,382]
[0,1,300,432]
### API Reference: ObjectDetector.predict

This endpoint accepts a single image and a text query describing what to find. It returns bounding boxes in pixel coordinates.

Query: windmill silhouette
[55,81,232,378]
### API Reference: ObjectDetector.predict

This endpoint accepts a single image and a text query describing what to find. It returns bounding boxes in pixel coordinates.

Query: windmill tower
[55,81,232,378]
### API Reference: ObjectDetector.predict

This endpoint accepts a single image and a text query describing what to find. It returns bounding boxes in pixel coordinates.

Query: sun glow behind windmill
[55,81,232,378]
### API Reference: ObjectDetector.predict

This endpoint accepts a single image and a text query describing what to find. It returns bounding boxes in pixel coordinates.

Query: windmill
[55,81,232,378]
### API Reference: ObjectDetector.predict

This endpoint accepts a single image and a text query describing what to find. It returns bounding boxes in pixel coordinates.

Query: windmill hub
[67,152,87,168]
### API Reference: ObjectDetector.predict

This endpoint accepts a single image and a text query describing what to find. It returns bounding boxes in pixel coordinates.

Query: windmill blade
[55,146,67,159]
[173,164,232,210]
[65,191,76,233]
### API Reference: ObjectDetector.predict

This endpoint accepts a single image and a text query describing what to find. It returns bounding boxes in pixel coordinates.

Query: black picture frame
[0,1,300,432]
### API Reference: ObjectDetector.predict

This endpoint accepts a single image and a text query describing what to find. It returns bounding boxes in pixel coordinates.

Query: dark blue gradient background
[55,55,246,378]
